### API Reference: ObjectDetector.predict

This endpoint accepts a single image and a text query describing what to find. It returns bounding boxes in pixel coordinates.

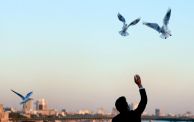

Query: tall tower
[155,108,161,117]
[23,100,33,113]
[36,98,48,110]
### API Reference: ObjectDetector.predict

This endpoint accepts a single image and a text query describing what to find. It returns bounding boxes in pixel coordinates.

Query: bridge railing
[9,115,194,122]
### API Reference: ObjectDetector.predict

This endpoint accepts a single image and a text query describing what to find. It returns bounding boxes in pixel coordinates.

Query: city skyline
[1,0,194,114]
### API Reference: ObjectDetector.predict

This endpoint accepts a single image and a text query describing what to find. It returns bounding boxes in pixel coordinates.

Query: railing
[9,115,194,122]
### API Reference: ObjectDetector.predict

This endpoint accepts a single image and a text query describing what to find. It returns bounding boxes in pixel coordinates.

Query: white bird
[11,89,33,104]
[117,13,141,36]
[143,8,172,39]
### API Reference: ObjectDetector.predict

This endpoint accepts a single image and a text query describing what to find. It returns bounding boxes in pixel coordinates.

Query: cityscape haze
[0,0,194,116]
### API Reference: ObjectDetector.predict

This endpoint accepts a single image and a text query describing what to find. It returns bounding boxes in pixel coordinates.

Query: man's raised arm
[134,74,147,115]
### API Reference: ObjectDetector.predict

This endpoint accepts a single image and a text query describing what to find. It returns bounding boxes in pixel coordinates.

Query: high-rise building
[155,108,161,116]
[35,99,58,116]
[23,100,33,113]
[35,98,48,110]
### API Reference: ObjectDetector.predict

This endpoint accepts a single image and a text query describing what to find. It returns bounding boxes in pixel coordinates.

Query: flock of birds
[118,8,172,39]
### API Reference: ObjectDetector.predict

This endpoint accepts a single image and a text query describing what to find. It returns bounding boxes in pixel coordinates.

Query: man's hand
[134,74,143,88]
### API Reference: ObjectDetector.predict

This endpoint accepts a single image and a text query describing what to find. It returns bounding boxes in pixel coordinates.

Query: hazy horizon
[1,0,194,115]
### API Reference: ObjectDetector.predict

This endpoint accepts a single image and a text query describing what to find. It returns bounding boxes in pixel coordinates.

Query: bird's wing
[11,89,25,100]
[143,22,161,33]
[117,13,126,23]
[163,8,171,26]
[128,17,141,27]
[25,91,33,99]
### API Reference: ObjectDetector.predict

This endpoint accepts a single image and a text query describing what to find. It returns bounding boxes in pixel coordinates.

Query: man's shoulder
[112,111,135,122]
[112,110,141,122]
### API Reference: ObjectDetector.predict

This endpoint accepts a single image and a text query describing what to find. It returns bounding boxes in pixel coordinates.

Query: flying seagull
[117,13,141,36]
[11,89,33,104]
[143,8,172,39]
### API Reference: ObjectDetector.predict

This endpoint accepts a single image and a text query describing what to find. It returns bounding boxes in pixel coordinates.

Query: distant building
[23,99,33,113]
[61,109,66,113]
[155,109,161,116]
[59,109,67,117]
[97,107,107,115]
[0,104,9,122]
[78,109,92,115]
[35,98,57,116]
[36,98,48,111]
[4,107,16,113]
[183,111,192,117]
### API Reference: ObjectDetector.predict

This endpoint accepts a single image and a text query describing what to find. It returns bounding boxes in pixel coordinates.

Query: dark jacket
[112,89,147,122]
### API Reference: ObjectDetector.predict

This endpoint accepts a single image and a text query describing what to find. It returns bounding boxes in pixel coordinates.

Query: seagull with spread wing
[143,8,172,39]
[11,89,33,104]
[117,13,141,36]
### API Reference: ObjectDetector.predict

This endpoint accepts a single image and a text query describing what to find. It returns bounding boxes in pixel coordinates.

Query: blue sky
[0,0,194,114]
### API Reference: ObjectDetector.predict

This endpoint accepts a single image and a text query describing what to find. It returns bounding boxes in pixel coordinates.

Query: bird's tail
[160,33,170,39]
[166,28,171,36]
[119,31,129,36]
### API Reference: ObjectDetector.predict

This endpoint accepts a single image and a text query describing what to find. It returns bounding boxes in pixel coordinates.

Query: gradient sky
[0,0,194,114]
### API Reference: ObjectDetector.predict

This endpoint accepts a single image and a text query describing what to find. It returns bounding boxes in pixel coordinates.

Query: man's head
[115,96,130,113]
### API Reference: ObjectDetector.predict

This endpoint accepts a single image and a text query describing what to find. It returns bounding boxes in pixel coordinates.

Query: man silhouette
[112,74,147,122]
